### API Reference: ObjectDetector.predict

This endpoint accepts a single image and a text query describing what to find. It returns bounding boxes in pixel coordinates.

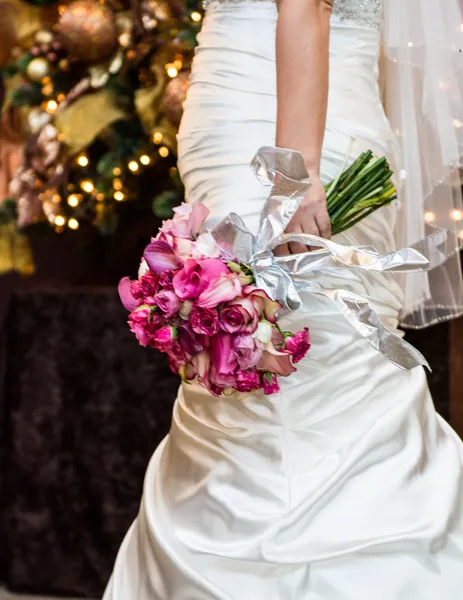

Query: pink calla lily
[197,274,242,308]
[144,240,180,274]
[118,277,139,311]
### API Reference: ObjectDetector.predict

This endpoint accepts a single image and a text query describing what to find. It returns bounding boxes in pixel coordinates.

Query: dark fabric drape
[1,286,178,597]
[0,283,450,597]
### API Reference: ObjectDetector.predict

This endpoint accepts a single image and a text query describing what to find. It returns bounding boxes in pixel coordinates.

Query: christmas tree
[0,0,202,243]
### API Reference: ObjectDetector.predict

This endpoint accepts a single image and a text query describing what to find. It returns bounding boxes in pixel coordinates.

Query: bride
[103,0,463,598]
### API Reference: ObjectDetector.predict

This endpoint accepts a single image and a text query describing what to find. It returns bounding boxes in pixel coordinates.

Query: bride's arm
[275,0,332,254]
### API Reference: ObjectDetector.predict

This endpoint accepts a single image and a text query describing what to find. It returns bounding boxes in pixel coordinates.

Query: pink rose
[209,365,238,389]
[144,239,180,274]
[173,258,229,300]
[285,328,311,363]
[128,306,163,347]
[233,334,262,369]
[190,306,220,335]
[155,290,181,318]
[236,369,261,393]
[131,272,159,305]
[211,332,238,376]
[158,270,174,290]
[220,296,258,334]
[243,286,281,323]
[152,325,177,352]
[196,274,242,308]
[262,372,280,395]
[118,277,139,311]
[257,348,296,377]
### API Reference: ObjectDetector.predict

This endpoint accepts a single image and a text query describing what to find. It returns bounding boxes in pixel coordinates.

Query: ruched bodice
[202,0,382,31]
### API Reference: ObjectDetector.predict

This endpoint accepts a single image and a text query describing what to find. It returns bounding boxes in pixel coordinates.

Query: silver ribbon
[210,146,451,371]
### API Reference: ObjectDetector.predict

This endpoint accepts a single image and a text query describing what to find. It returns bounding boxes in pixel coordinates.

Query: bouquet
[119,148,397,396]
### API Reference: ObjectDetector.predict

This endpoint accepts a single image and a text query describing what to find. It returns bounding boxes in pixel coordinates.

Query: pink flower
[131,272,159,304]
[161,202,209,239]
[257,348,296,377]
[152,325,177,351]
[128,306,163,347]
[173,258,229,300]
[211,333,238,375]
[285,328,311,363]
[236,369,261,392]
[191,351,222,396]
[159,270,174,290]
[155,290,181,318]
[197,274,242,308]
[178,324,206,356]
[262,372,280,395]
[220,296,258,334]
[118,277,139,311]
[190,306,220,335]
[192,232,222,259]
[243,286,281,323]
[144,239,180,274]
[233,334,262,369]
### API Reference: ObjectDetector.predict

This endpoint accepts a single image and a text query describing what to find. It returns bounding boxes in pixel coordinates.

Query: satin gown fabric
[103,4,463,598]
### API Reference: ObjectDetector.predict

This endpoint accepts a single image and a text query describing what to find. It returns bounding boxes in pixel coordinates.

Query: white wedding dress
[103,1,463,598]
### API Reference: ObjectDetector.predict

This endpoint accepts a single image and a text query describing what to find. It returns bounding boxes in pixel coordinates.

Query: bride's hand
[273,174,331,256]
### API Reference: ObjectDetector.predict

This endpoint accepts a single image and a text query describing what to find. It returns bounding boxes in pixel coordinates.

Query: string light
[153,131,163,144]
[166,64,178,78]
[80,179,94,193]
[57,93,65,102]
[113,178,123,190]
[191,11,202,22]
[54,215,66,226]
[452,209,463,221]
[67,194,80,207]
[68,218,79,230]
[424,211,436,223]
[96,193,105,201]
[114,191,125,201]
[173,58,183,70]
[453,119,463,129]
[77,154,89,167]
[169,166,178,177]
[159,146,169,158]
[119,32,130,47]
[42,84,53,96]
[113,167,121,176]
[46,100,58,113]
[140,155,151,165]
[128,160,139,172]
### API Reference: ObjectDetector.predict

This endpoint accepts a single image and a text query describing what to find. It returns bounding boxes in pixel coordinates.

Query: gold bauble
[26,57,51,83]
[35,30,54,45]
[161,71,190,127]
[58,0,118,64]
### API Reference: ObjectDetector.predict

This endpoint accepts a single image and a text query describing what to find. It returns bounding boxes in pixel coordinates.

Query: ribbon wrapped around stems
[210,146,451,371]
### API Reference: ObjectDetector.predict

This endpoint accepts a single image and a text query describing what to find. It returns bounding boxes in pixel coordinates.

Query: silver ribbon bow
[210,146,450,371]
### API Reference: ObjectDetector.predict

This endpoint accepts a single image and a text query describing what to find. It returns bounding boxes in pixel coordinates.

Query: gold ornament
[58,0,118,64]
[26,56,51,83]
[35,29,53,45]
[161,71,189,127]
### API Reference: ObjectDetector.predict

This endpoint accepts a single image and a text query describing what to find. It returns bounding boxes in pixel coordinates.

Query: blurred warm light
[42,84,53,96]
[55,215,66,226]
[46,100,58,112]
[424,211,436,223]
[169,166,178,177]
[67,194,79,207]
[57,93,66,102]
[96,192,105,201]
[452,209,463,221]
[113,167,121,176]
[140,154,151,165]
[166,65,178,78]
[153,131,163,144]
[191,11,202,22]
[173,58,183,70]
[113,178,122,190]
[77,154,89,167]
[81,179,94,193]
[159,146,169,158]
[128,160,139,172]
[453,119,463,129]
[68,218,79,230]
[119,32,130,47]
[114,191,125,201]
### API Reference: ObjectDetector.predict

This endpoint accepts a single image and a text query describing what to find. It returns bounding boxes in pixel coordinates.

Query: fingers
[314,209,332,240]
[288,221,314,254]
[273,243,290,256]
